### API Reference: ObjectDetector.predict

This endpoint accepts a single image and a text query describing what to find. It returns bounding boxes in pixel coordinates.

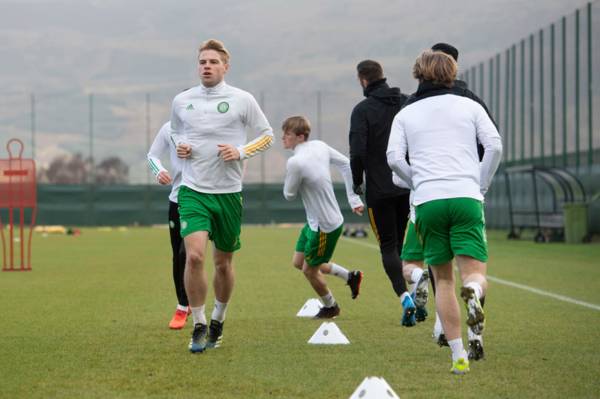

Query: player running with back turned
[387,50,502,374]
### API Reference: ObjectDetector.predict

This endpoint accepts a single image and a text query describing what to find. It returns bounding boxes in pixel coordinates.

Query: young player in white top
[170,39,273,353]
[282,116,365,318]
[148,121,184,202]
[387,50,502,374]
[147,121,189,329]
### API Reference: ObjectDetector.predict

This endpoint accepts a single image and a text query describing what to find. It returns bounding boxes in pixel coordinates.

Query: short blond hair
[282,116,311,140]
[412,50,457,87]
[198,39,230,64]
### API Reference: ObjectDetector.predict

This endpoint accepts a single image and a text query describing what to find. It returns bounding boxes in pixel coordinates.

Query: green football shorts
[415,197,488,266]
[178,185,243,253]
[295,224,343,267]
[401,220,424,262]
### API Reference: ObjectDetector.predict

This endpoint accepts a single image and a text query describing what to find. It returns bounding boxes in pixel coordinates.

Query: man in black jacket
[349,60,418,327]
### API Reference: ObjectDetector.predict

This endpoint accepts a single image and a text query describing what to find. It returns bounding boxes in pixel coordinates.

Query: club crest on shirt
[217,101,229,113]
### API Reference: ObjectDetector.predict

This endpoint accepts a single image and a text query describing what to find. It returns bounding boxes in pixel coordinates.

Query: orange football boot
[169,308,189,329]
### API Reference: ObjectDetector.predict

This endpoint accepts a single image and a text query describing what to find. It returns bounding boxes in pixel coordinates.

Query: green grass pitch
[1,226,599,398]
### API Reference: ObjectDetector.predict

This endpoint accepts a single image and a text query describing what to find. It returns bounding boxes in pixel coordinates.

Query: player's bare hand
[176,144,192,159]
[157,171,172,185]
[217,144,240,161]
[352,205,364,216]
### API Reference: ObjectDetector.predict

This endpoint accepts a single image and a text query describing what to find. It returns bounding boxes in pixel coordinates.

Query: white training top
[147,121,183,203]
[386,94,503,206]
[283,140,364,233]
[170,81,273,194]
[391,172,414,221]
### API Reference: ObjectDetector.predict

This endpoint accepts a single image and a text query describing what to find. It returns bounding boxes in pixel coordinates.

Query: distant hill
[0,0,591,182]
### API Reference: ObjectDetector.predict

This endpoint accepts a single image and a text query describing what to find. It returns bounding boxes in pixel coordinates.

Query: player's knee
[435,275,455,289]
[186,250,205,267]
[214,260,233,275]
[302,264,317,278]
[292,253,304,270]
[302,268,311,278]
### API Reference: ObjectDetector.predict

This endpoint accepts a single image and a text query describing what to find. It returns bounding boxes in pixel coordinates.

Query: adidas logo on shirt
[186,104,194,110]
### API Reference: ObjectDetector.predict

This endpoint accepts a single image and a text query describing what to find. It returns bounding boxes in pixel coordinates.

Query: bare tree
[94,156,129,184]
[38,153,129,184]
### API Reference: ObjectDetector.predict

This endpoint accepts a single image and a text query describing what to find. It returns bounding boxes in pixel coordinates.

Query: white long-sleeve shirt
[283,140,363,233]
[386,94,502,205]
[170,81,273,194]
[392,172,416,222]
[147,121,183,203]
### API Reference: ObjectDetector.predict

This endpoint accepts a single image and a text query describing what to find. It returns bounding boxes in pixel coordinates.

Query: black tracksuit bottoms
[366,194,410,297]
[168,201,188,307]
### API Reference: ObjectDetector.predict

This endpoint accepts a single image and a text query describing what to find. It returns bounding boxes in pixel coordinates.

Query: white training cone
[349,377,400,399]
[296,298,323,317]
[307,322,350,344]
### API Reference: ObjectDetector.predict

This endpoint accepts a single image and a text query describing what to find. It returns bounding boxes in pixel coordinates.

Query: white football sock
[448,338,467,362]
[410,268,424,295]
[190,305,206,325]
[468,328,483,342]
[329,263,350,282]
[321,291,336,307]
[211,300,228,323]
[410,267,424,285]
[400,291,411,304]
[176,304,188,312]
[465,282,483,300]
[433,312,444,336]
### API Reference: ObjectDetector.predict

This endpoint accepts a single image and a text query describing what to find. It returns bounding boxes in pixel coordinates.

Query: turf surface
[1,227,599,398]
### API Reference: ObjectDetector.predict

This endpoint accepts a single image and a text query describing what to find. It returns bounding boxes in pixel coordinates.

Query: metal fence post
[511,45,516,162]
[30,93,36,160]
[551,23,557,166]
[520,39,526,163]
[260,90,267,224]
[88,93,95,225]
[588,2,593,168]
[495,54,501,142]
[145,93,151,185]
[489,58,494,113]
[145,93,151,225]
[479,62,484,100]
[504,49,510,163]
[529,34,535,161]
[539,29,545,165]
[562,16,568,167]
[575,8,581,171]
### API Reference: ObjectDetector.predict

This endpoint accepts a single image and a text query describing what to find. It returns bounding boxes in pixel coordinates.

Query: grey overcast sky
[0,0,592,93]
[0,0,594,182]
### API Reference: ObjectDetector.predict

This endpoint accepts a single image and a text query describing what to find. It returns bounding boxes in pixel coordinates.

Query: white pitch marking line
[340,237,600,311]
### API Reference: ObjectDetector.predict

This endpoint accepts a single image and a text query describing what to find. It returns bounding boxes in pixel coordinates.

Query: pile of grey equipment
[343,225,368,238]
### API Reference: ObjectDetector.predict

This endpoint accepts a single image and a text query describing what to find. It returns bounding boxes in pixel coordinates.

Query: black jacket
[349,79,409,205]
[403,80,498,161]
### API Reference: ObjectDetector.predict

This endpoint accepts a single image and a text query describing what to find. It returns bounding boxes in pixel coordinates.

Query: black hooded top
[349,78,409,204]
